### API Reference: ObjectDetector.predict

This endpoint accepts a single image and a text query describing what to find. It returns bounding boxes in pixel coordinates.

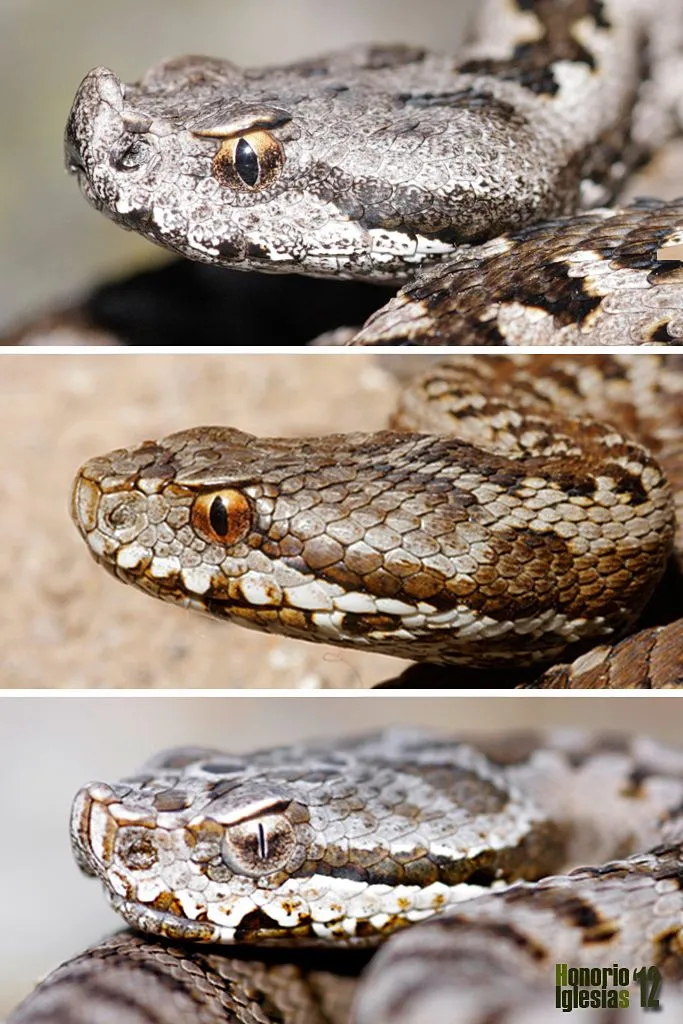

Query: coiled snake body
[63,0,683,345]
[71,354,683,687]
[10,730,683,1022]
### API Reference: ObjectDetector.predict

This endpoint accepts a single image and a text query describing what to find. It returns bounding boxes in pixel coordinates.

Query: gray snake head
[69,732,561,946]
[63,50,569,281]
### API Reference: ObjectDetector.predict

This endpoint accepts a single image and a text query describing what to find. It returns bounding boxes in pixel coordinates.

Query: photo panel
[2,351,681,690]
[4,693,683,1021]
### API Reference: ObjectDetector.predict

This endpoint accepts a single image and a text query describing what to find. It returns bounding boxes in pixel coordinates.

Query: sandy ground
[3,692,683,1016]
[0,351,428,689]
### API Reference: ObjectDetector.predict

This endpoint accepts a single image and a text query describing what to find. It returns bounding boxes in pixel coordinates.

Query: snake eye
[221,813,296,878]
[235,138,259,186]
[191,489,252,545]
[212,130,284,191]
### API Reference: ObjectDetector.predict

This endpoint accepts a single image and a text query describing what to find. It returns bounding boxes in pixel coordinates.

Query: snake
[61,0,683,346]
[70,353,683,688]
[10,729,683,1023]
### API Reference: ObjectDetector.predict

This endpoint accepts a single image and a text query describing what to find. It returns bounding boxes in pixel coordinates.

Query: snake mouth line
[79,518,638,674]
[111,893,364,947]
[96,552,609,667]
[110,880,497,948]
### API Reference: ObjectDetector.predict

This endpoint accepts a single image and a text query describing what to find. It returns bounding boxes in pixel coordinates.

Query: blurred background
[3,693,683,1016]
[0,0,469,332]
[0,351,415,689]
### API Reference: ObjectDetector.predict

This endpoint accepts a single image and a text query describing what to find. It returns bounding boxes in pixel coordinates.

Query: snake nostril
[64,130,86,176]
[117,828,159,871]
[98,491,149,542]
[66,155,84,176]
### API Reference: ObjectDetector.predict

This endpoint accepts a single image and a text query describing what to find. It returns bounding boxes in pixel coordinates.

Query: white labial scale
[407,882,490,914]
[114,196,138,216]
[255,245,292,263]
[238,572,283,606]
[135,877,167,903]
[414,235,459,256]
[312,920,354,940]
[398,613,426,630]
[180,565,213,594]
[270,875,368,921]
[176,890,206,920]
[89,529,119,559]
[311,611,347,635]
[208,895,257,927]
[450,610,509,634]
[387,236,460,266]
[501,303,550,330]
[346,883,423,921]
[150,202,178,238]
[307,221,362,257]
[411,607,474,629]
[333,592,378,613]
[255,877,494,930]
[375,598,419,616]
[116,542,151,569]
[260,894,310,929]
[284,578,342,610]
[368,229,418,257]
[149,555,182,578]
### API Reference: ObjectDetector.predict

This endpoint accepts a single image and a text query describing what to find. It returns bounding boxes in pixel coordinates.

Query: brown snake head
[70,419,675,668]
[69,732,562,946]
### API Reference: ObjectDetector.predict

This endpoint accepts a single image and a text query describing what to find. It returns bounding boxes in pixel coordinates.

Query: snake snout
[70,471,100,539]
[65,67,125,175]
[69,781,119,878]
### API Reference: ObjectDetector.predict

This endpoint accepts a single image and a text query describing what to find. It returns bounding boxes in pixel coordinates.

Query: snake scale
[70,354,683,688]
[62,0,683,347]
[10,729,683,1023]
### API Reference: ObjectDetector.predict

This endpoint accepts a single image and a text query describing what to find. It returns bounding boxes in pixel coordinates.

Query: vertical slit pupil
[257,822,268,859]
[235,138,260,186]
[209,496,229,537]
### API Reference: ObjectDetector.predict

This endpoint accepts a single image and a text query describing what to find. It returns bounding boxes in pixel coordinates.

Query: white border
[3,344,682,355]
